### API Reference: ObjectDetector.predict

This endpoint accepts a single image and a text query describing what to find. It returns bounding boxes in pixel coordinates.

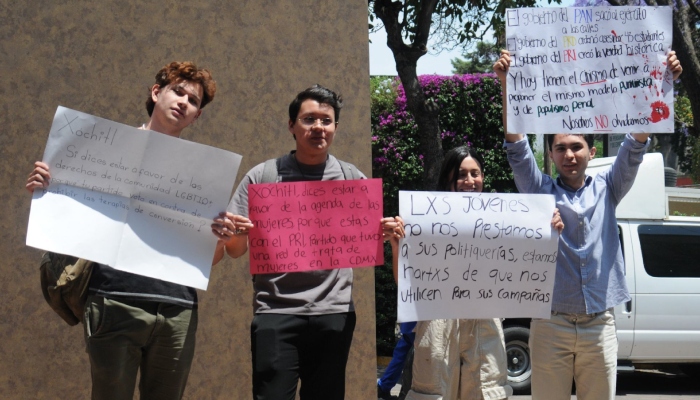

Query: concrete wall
[0,1,374,398]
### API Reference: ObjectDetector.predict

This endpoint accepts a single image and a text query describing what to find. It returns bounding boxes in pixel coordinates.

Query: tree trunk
[668,1,700,137]
[395,63,444,190]
[374,0,444,190]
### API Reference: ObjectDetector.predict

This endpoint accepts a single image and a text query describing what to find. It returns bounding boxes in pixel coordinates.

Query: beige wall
[0,1,375,398]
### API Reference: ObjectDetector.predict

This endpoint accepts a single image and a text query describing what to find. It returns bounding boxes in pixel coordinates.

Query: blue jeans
[378,321,417,392]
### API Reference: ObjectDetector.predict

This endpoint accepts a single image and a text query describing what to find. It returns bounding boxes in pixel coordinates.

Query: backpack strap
[261,158,281,183]
[264,155,360,182]
[339,160,361,180]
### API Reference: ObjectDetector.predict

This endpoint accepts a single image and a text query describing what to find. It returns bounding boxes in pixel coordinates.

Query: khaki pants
[84,296,198,400]
[530,309,617,400]
[406,319,511,400]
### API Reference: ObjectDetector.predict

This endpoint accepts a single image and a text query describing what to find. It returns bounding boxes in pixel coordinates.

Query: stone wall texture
[0,1,375,398]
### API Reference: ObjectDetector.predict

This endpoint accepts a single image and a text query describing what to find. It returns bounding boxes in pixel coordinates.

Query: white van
[504,153,700,394]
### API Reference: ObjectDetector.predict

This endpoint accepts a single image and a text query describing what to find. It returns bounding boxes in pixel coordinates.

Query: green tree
[451,40,501,74]
[369,0,557,190]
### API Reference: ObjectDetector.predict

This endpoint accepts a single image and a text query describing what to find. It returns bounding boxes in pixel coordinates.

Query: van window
[638,225,700,278]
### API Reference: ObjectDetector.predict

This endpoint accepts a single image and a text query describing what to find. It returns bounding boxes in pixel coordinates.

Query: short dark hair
[146,61,216,116]
[288,84,343,123]
[437,145,485,192]
[546,134,594,151]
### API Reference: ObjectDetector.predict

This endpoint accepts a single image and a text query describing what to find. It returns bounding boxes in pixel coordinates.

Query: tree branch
[683,0,700,21]
[374,0,411,55]
[414,0,440,47]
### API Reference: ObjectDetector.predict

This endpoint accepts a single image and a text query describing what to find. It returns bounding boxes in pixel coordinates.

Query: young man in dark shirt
[27,61,217,400]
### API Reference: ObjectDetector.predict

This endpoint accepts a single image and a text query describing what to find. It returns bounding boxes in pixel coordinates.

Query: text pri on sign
[397,191,559,322]
[504,6,673,134]
[247,178,384,274]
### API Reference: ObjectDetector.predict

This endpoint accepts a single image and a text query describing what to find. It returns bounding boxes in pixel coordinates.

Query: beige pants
[530,310,618,400]
[406,319,512,400]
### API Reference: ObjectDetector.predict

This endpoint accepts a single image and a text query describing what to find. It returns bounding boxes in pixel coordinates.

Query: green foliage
[672,95,698,180]
[370,76,400,126]
[594,139,603,156]
[673,210,698,217]
[374,243,399,356]
[369,0,547,53]
[371,73,533,355]
[451,41,501,74]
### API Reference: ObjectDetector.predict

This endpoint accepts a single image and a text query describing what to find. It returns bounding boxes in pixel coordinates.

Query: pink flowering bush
[372,73,532,214]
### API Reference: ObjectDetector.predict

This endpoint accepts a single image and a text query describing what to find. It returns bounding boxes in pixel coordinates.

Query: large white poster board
[397,191,558,322]
[26,106,242,290]
[505,6,673,134]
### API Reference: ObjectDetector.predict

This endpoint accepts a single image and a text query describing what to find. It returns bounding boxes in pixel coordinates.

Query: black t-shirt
[88,264,197,308]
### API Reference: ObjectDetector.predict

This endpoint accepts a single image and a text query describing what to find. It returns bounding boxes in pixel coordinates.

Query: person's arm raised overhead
[493,50,524,143]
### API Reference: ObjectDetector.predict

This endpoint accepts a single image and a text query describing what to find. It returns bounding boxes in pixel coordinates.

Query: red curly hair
[146,61,216,116]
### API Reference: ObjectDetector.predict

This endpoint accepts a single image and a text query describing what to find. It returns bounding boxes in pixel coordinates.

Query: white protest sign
[26,106,242,290]
[397,191,558,322]
[505,6,673,134]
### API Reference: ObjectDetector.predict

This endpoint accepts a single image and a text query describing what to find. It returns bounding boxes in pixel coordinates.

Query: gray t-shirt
[229,151,366,315]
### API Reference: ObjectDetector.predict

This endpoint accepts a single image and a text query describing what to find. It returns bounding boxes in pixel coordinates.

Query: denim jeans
[378,321,417,392]
[530,309,617,400]
[84,295,197,400]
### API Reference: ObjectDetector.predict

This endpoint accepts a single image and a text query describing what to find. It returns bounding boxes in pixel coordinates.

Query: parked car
[504,153,700,394]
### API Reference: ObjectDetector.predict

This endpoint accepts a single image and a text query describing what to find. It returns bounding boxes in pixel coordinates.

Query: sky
[368,28,464,76]
[368,0,576,76]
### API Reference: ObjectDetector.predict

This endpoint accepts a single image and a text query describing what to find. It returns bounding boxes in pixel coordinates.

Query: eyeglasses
[457,170,482,181]
[298,116,335,127]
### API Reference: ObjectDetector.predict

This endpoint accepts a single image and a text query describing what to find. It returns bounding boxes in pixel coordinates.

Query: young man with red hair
[27,61,217,400]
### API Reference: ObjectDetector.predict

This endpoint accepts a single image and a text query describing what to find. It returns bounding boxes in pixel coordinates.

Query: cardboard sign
[397,191,558,322]
[505,6,673,134]
[27,106,241,290]
[248,178,384,274]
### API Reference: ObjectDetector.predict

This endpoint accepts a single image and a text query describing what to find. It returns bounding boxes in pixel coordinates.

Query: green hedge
[371,74,533,355]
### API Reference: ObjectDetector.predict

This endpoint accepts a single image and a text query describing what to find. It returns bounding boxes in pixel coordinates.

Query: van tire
[504,325,532,394]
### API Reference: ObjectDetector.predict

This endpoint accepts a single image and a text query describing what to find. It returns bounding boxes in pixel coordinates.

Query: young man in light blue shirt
[493,50,682,400]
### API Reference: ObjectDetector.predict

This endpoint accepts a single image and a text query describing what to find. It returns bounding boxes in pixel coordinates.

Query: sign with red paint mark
[504,6,673,134]
[247,178,384,274]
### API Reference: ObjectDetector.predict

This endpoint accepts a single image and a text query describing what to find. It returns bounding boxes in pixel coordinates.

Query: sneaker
[378,385,399,400]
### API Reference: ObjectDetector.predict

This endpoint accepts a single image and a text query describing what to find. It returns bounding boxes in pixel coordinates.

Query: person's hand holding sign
[667,50,683,81]
[551,208,564,234]
[381,216,405,284]
[212,212,254,263]
[26,161,51,193]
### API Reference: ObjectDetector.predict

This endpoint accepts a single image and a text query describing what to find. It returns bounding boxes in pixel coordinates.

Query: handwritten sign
[505,6,673,134]
[26,106,242,290]
[397,191,558,322]
[247,179,384,274]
